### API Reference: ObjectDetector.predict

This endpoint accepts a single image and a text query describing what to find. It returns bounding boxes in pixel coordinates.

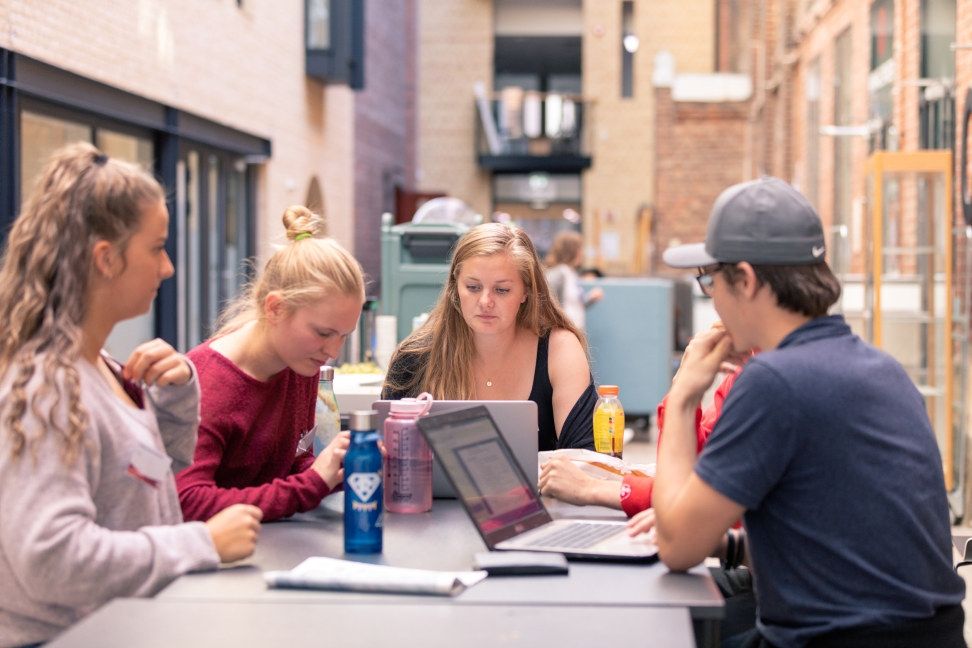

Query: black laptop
[416,406,657,562]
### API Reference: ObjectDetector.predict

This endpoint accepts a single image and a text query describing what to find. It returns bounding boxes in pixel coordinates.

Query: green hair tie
[294,232,313,241]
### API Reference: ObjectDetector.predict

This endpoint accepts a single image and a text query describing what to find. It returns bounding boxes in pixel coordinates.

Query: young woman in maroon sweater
[176,206,365,522]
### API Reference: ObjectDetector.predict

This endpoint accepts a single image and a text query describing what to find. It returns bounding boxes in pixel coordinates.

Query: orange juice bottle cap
[597,385,619,396]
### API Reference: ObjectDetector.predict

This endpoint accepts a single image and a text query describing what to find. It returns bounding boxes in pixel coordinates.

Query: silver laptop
[416,406,658,562]
[371,400,538,498]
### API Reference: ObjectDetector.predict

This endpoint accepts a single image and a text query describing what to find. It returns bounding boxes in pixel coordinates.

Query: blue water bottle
[344,410,383,553]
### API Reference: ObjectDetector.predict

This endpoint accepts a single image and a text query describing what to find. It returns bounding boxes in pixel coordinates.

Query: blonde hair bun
[282,205,326,241]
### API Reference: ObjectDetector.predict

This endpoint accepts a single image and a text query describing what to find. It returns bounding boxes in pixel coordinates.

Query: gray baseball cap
[663,177,826,268]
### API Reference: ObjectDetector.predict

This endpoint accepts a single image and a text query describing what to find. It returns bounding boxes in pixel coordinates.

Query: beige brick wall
[583,0,715,274]
[2,0,356,260]
[412,0,715,275]
[414,0,492,216]
[653,90,749,277]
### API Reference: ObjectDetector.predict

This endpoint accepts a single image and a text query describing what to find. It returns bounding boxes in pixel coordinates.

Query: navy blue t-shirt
[695,315,964,647]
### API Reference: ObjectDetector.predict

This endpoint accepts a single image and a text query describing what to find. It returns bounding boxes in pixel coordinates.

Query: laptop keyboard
[524,522,621,549]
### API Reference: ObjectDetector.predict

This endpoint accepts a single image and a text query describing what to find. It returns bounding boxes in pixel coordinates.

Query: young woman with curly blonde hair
[0,143,261,646]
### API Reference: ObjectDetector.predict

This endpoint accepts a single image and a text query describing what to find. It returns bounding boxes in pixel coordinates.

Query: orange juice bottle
[593,385,624,458]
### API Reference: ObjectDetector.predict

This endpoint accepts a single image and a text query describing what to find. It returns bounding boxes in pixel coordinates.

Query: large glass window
[805,59,821,209]
[306,0,331,49]
[97,128,157,358]
[20,111,91,201]
[832,28,854,277]
[921,0,956,80]
[620,1,635,99]
[177,145,251,349]
[918,0,956,150]
[19,109,157,358]
[869,0,895,151]
[7,54,263,354]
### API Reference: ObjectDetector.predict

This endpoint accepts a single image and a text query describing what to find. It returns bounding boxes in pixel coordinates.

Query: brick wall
[414,0,492,217]
[2,0,361,260]
[354,0,415,295]
[583,0,715,274]
[652,88,749,276]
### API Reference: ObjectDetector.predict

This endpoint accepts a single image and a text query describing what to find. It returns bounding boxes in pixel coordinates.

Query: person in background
[176,206,364,523]
[0,143,261,646]
[653,177,965,647]
[382,222,596,450]
[544,229,603,330]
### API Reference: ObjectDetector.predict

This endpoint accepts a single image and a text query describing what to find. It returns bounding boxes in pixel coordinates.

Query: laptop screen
[418,407,547,538]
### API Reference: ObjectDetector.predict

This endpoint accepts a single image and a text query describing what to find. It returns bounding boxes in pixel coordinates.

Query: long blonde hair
[386,222,585,399]
[214,205,365,337]
[0,142,164,463]
[544,229,584,268]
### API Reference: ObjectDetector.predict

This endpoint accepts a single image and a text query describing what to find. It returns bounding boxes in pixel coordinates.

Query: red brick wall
[652,87,749,275]
[354,0,416,293]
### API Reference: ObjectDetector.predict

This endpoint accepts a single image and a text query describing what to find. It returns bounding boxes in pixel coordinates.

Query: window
[832,28,853,276]
[805,59,821,209]
[177,146,251,348]
[19,108,157,358]
[305,0,365,89]
[96,128,157,357]
[5,50,265,352]
[620,1,635,99]
[869,0,895,151]
[20,111,91,202]
[306,0,331,50]
[918,0,956,150]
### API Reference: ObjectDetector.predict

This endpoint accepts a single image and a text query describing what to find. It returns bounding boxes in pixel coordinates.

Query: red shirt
[619,369,740,517]
[176,343,332,522]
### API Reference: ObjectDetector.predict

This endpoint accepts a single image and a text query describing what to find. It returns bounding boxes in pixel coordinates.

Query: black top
[382,334,595,451]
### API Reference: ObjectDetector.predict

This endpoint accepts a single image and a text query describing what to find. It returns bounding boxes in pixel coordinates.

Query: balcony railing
[475,89,592,172]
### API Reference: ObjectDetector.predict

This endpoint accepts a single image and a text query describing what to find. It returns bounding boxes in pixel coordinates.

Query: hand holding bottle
[205,503,262,563]
[312,430,351,489]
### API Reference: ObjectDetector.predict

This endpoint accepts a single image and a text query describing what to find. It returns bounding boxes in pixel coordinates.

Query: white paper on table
[265,556,488,597]
[538,449,655,482]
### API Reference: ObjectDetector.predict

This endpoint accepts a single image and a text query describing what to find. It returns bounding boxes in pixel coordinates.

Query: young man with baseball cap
[648,177,965,647]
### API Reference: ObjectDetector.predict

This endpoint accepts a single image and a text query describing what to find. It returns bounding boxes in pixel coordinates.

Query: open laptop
[372,400,538,498]
[417,406,658,562]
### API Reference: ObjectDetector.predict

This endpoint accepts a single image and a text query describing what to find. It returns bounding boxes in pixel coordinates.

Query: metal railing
[475,90,591,158]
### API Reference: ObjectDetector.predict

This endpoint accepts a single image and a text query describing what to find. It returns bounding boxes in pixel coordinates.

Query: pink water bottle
[383,393,434,513]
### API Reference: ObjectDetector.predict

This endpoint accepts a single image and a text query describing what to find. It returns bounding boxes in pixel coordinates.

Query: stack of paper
[265,557,488,597]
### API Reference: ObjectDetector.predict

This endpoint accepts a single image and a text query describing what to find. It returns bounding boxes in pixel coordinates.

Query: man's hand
[670,326,733,405]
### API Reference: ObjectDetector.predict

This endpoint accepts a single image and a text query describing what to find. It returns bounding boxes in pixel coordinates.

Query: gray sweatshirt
[0,356,219,647]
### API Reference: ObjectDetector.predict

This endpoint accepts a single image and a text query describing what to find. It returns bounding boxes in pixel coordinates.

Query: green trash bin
[380,213,471,342]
